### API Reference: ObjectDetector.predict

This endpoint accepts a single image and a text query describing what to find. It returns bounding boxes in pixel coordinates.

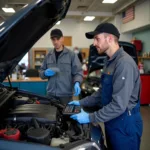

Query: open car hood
[88,41,138,73]
[0,0,71,83]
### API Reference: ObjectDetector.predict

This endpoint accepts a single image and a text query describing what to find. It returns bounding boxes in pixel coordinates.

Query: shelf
[138,57,150,59]
[35,64,42,66]
[32,49,48,69]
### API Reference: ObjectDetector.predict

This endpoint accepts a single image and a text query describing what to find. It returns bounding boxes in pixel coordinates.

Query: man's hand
[44,69,56,77]
[68,100,80,106]
[70,109,90,124]
[74,82,81,96]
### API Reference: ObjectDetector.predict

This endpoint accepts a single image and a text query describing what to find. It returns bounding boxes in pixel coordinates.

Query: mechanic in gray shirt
[69,23,143,150]
[39,29,83,104]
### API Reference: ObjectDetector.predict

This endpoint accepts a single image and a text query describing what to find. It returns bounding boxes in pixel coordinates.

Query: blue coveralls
[80,48,143,149]
[101,73,143,150]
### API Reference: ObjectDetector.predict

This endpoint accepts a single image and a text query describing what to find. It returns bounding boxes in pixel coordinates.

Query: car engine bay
[0,86,91,148]
[81,76,100,99]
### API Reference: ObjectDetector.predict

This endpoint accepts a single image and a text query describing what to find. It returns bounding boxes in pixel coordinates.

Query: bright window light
[2,7,15,13]
[19,53,28,67]
[102,0,118,3]
[56,21,61,25]
[84,16,95,21]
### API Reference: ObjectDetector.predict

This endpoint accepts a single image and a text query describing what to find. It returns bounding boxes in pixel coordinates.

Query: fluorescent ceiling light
[0,27,5,33]
[84,16,95,21]
[23,4,28,8]
[56,21,61,25]
[0,22,4,26]
[102,0,118,4]
[2,7,15,13]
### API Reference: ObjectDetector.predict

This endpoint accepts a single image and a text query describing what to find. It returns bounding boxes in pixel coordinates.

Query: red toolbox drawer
[140,75,150,104]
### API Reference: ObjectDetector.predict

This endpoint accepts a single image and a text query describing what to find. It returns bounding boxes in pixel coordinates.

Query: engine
[7,104,58,124]
[0,88,89,148]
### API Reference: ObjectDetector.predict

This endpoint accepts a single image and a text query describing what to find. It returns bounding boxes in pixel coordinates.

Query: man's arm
[71,53,83,83]
[89,61,136,123]
[39,55,48,79]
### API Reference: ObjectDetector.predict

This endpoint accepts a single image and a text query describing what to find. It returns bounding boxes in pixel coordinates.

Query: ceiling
[0,0,142,22]
[70,0,129,12]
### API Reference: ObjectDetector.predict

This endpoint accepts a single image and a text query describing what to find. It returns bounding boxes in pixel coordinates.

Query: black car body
[0,0,104,150]
[81,42,138,98]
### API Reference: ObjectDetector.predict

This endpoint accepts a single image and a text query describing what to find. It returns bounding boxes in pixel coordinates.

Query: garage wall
[108,18,115,25]
[107,0,150,35]
[33,17,134,49]
[33,19,100,48]
[121,0,150,33]
[133,28,150,72]
[108,15,133,42]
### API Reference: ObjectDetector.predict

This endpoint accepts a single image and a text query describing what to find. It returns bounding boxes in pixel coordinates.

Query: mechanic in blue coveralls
[69,23,143,150]
[40,29,83,105]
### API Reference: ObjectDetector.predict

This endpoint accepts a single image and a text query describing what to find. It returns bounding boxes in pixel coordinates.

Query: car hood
[88,41,138,73]
[0,0,71,83]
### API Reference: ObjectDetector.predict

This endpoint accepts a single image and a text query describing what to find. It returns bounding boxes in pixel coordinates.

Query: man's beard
[97,46,108,54]
[97,41,109,54]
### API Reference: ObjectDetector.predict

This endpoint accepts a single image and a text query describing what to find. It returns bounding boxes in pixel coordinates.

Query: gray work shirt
[80,47,141,123]
[39,47,83,97]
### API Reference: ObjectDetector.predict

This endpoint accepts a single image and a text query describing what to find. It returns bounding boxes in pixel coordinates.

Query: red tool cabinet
[140,75,150,104]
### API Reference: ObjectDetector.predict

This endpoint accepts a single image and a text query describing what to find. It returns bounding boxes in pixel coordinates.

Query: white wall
[108,15,133,42]
[33,19,100,48]
[121,0,150,33]
[106,0,150,38]
[108,18,115,25]
[33,16,134,48]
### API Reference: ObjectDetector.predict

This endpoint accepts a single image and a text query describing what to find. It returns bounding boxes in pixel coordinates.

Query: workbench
[3,77,48,96]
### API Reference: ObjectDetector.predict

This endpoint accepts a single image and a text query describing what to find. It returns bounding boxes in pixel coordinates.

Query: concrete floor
[140,106,150,150]
[100,106,150,150]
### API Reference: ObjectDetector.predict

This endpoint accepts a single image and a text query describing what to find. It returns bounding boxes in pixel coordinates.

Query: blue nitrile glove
[74,82,81,96]
[44,69,56,77]
[70,109,90,124]
[68,100,80,106]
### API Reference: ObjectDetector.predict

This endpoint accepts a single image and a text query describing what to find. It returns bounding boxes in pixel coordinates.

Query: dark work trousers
[101,73,143,150]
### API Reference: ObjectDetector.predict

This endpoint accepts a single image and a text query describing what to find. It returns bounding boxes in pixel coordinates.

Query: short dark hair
[113,35,119,43]
[103,33,119,43]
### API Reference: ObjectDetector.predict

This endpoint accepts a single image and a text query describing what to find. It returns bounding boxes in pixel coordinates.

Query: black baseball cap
[50,28,63,38]
[85,23,120,39]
